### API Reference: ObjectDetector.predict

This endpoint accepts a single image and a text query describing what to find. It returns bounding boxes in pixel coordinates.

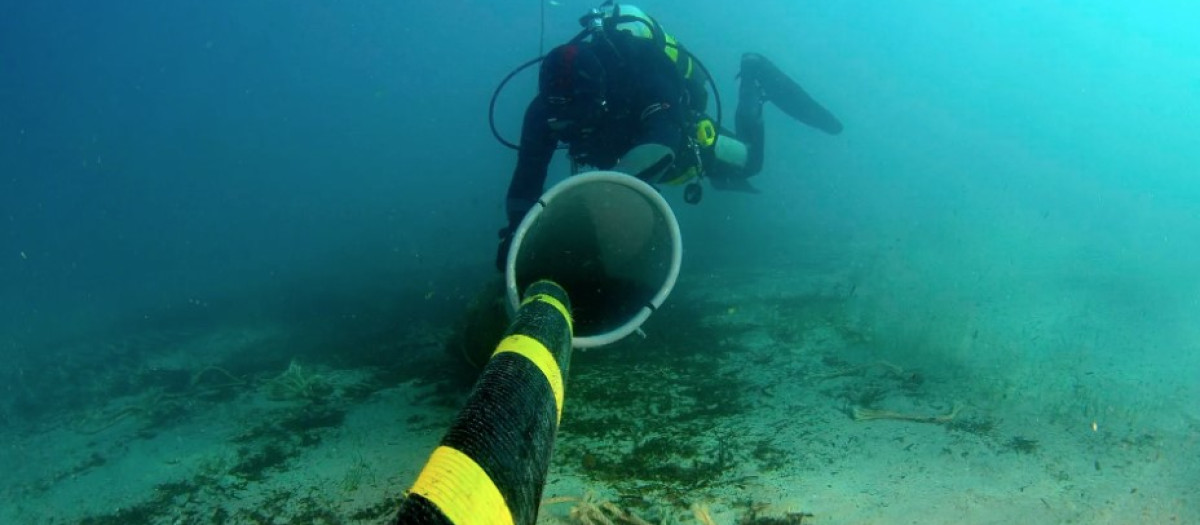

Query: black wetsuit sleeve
[505,98,557,227]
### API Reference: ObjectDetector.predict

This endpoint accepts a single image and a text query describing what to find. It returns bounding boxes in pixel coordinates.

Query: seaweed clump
[266,360,334,401]
[1002,436,1039,455]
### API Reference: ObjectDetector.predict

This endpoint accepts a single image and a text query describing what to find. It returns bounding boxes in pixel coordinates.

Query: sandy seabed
[1,260,1196,524]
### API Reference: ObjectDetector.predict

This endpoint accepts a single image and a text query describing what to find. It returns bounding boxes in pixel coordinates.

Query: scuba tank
[491,2,722,152]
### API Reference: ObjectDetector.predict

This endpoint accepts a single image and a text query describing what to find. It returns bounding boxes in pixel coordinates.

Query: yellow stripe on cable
[520,293,573,333]
[409,446,514,525]
[493,334,565,424]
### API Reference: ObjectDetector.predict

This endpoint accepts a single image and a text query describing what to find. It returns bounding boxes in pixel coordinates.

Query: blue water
[3,0,1198,438]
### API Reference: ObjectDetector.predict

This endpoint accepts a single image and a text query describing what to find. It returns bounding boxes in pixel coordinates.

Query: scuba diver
[494,2,843,270]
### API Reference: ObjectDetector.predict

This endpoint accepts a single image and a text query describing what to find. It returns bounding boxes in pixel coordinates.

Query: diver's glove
[495,226,514,273]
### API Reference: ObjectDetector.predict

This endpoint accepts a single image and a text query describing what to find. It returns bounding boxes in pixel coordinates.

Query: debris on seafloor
[851,402,963,424]
[542,494,815,524]
[542,492,655,525]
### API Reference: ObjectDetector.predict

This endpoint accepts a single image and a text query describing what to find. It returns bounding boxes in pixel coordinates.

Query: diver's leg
[740,53,842,135]
[736,54,767,178]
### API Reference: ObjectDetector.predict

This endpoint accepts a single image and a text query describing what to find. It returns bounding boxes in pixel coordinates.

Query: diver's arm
[506,98,557,227]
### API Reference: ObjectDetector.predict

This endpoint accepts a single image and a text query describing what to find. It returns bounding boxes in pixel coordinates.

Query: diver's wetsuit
[502,41,843,232]
[504,37,691,228]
